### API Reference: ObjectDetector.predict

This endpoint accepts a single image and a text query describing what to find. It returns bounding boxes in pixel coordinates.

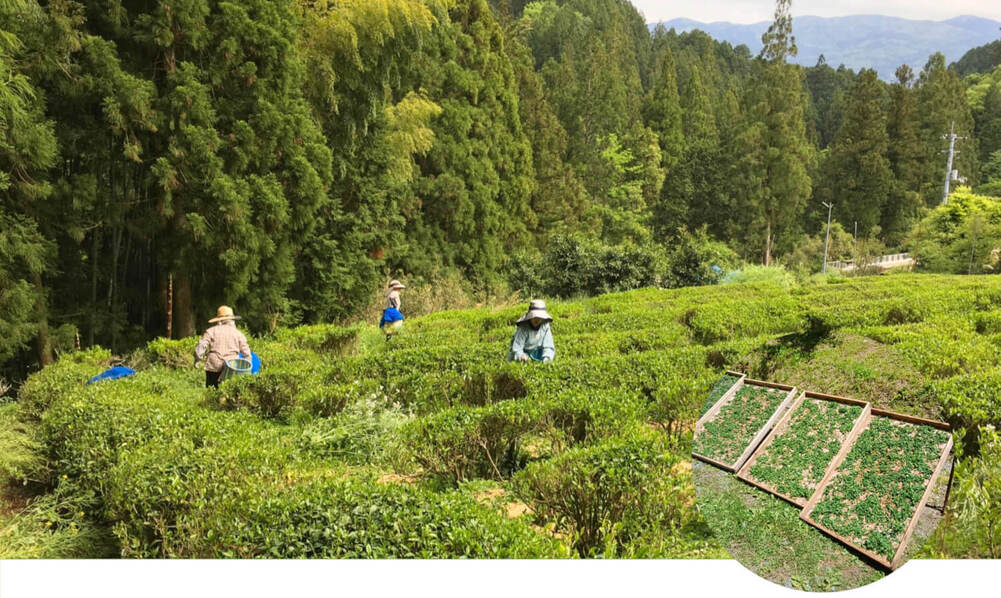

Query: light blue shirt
[507,322,555,362]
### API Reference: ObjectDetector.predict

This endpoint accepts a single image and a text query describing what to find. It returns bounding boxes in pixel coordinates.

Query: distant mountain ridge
[651,15,1001,78]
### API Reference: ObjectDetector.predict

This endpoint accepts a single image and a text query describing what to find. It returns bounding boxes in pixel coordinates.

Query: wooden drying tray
[692,372,798,473]
[737,390,871,508]
[799,408,954,571]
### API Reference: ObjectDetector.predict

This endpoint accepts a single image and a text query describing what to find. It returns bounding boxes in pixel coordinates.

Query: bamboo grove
[3,0,1001,379]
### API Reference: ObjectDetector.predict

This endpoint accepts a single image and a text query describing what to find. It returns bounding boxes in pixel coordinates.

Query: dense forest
[3,0,1001,381]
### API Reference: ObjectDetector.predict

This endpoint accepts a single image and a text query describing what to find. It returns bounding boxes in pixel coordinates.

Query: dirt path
[0,485,33,520]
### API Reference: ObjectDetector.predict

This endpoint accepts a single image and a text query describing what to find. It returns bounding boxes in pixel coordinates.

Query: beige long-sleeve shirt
[387,289,401,310]
[194,321,251,373]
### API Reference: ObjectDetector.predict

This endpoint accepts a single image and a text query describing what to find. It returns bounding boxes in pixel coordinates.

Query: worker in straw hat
[195,305,252,388]
[386,280,406,310]
[507,299,556,363]
[380,280,406,340]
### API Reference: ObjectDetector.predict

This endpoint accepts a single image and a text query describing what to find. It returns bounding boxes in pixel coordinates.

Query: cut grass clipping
[693,385,786,465]
[748,400,862,502]
[810,418,951,561]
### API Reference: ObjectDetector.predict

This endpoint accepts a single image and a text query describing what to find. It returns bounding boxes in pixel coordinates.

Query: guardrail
[826,253,913,272]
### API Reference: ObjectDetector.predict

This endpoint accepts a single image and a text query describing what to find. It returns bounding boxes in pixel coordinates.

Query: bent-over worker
[507,300,555,363]
[195,305,251,388]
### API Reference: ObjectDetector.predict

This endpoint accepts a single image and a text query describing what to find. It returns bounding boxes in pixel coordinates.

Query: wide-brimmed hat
[516,299,553,325]
[209,305,241,323]
[388,280,406,290]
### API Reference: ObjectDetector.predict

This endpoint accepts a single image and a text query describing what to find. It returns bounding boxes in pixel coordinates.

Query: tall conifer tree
[645,46,686,236]
[823,69,892,237]
[0,0,58,366]
[733,0,813,264]
[883,65,925,245]
[681,66,725,233]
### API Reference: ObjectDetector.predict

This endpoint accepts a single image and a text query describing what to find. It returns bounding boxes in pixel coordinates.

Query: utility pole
[941,121,966,206]
[853,221,858,267]
[822,201,833,273]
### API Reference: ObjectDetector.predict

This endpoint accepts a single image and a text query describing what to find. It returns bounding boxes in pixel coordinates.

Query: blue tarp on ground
[86,366,137,385]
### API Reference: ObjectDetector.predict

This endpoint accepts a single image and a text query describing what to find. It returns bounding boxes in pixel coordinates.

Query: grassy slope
[2,273,999,564]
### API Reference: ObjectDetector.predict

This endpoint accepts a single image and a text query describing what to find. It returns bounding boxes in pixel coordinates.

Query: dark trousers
[205,369,223,388]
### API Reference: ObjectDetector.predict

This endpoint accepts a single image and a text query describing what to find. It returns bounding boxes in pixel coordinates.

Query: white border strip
[1,559,998,598]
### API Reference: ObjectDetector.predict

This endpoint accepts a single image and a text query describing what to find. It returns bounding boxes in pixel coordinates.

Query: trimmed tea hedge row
[17,273,1001,559]
[39,368,568,558]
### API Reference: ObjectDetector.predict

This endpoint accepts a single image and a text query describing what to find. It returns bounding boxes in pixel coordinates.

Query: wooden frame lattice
[692,374,797,472]
[695,372,955,571]
[799,409,954,571]
[736,391,871,507]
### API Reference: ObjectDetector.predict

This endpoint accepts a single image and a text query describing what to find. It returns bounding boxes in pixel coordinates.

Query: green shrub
[203,479,571,558]
[663,228,739,288]
[18,360,104,418]
[538,390,646,451]
[404,399,542,484]
[926,427,1001,558]
[973,311,1001,335]
[936,374,1001,435]
[297,397,413,467]
[138,338,198,369]
[0,484,118,558]
[723,265,797,290]
[680,290,803,344]
[213,370,304,419]
[20,272,1001,560]
[41,382,203,493]
[511,235,666,298]
[512,432,680,557]
[0,402,45,485]
[273,323,363,356]
[65,346,114,366]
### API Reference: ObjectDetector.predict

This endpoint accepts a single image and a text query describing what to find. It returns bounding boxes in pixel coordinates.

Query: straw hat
[516,299,553,325]
[388,280,406,290]
[209,305,241,323]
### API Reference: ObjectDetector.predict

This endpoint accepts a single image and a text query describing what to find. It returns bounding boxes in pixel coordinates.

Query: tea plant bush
[0,402,44,486]
[928,427,1001,558]
[7,273,1001,558]
[512,432,682,557]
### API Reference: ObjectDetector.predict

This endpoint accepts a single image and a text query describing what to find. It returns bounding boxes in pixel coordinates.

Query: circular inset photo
[692,333,955,592]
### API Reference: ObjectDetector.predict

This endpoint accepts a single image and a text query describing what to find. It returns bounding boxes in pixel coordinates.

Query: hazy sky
[633,1,1001,24]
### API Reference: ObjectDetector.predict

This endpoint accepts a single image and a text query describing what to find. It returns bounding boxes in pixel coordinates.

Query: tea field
[2,273,1001,562]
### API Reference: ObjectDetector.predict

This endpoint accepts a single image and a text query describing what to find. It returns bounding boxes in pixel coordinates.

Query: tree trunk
[89,228,100,347]
[173,272,196,338]
[764,218,773,266]
[109,226,122,352]
[33,271,54,367]
[166,274,173,340]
